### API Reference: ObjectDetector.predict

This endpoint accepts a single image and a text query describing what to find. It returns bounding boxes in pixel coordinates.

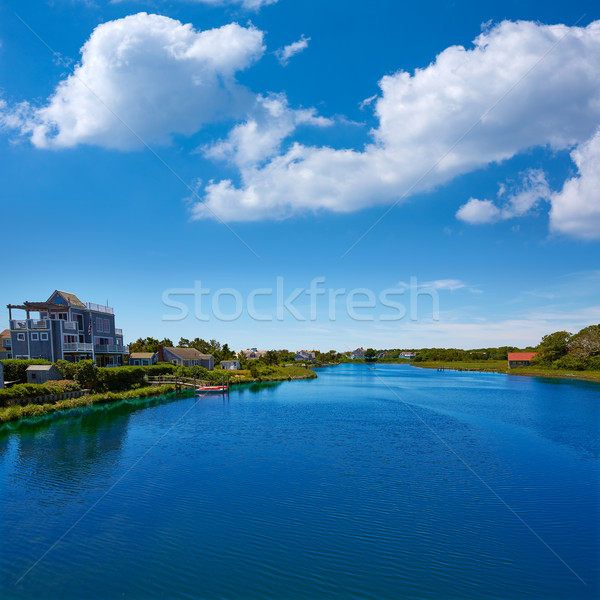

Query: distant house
[400,351,416,359]
[220,360,241,370]
[295,350,316,362]
[0,329,11,360]
[129,352,157,366]
[350,347,365,359]
[377,352,387,359]
[26,364,62,384]
[507,352,537,368]
[163,347,214,370]
[239,348,267,360]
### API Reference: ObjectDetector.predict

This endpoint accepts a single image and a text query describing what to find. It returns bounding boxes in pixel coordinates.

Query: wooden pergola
[7,301,66,320]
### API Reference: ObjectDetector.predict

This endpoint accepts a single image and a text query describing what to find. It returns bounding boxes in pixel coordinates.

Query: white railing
[63,321,77,331]
[95,344,126,353]
[10,320,27,330]
[29,319,50,329]
[115,328,123,336]
[86,302,114,314]
[63,342,93,352]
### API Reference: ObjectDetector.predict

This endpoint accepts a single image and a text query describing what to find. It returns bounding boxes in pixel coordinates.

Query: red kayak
[196,385,228,394]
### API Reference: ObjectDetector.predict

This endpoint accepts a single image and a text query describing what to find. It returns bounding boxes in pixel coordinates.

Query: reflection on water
[0,365,598,600]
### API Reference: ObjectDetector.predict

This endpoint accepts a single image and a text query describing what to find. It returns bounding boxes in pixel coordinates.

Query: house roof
[508,352,537,361]
[165,347,213,359]
[130,352,156,359]
[26,365,59,372]
[49,290,86,308]
[0,329,10,339]
[220,360,239,364]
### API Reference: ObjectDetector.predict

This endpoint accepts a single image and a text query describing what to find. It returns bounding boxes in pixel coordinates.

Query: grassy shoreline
[0,365,318,426]
[0,384,180,425]
[411,360,600,382]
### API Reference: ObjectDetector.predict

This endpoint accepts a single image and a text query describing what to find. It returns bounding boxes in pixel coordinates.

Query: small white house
[220,360,241,370]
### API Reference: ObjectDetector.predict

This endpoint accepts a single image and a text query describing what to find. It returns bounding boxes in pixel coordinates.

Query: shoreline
[410,362,600,383]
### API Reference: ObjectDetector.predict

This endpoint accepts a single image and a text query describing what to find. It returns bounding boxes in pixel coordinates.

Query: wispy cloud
[275,34,310,66]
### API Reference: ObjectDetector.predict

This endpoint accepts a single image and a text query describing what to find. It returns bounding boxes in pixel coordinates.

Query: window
[75,314,84,330]
[116,339,121,346]
[41,333,49,341]
[17,333,25,341]
[31,332,39,341]
[104,319,110,332]
[58,313,67,320]
[96,318,103,332]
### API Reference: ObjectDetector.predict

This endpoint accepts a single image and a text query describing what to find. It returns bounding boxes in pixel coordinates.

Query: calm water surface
[1,364,598,599]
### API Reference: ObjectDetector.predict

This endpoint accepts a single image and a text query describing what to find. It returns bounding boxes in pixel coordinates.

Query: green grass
[413,360,600,381]
[216,364,317,384]
[0,384,180,425]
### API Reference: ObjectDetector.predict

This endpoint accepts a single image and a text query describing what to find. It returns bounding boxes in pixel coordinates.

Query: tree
[364,348,377,361]
[535,331,572,364]
[569,324,600,359]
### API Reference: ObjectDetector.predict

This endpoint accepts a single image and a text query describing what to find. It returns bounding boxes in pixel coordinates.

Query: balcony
[115,328,123,336]
[29,319,50,329]
[95,344,127,354]
[86,302,114,314]
[63,342,93,352]
[10,320,27,330]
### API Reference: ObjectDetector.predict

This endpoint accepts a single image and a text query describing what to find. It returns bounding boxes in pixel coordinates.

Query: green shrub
[96,366,146,391]
[553,355,587,371]
[0,359,52,383]
[140,363,178,376]
[54,360,77,379]
[0,380,80,406]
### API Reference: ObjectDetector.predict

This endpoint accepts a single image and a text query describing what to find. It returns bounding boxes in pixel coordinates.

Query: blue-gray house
[6,290,128,367]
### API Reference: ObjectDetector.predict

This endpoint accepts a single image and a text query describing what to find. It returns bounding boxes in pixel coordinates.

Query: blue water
[1,364,598,599]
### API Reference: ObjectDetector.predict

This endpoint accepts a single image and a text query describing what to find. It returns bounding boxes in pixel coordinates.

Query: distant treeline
[413,347,524,362]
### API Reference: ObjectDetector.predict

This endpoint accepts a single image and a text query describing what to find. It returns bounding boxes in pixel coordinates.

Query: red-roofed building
[507,352,537,368]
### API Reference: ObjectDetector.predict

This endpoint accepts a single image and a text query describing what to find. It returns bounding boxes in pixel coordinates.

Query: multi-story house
[0,329,11,360]
[6,290,128,367]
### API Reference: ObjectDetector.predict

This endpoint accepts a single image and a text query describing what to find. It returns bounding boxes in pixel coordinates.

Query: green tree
[535,331,572,364]
[569,324,600,359]
[364,348,377,361]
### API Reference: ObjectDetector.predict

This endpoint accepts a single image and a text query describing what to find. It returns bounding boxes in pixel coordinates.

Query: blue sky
[1,0,599,351]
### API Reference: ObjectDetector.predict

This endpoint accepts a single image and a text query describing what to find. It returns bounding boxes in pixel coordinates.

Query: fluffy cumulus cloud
[191,19,600,224]
[456,169,551,224]
[549,128,600,240]
[5,13,264,149]
[201,93,331,169]
[276,35,310,66]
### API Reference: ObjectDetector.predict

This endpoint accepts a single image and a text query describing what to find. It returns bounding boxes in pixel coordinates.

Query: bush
[96,366,146,391]
[54,360,77,379]
[0,359,52,383]
[140,363,178,376]
[553,355,587,371]
[0,380,80,406]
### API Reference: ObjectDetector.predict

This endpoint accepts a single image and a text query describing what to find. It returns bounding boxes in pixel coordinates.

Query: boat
[196,385,228,394]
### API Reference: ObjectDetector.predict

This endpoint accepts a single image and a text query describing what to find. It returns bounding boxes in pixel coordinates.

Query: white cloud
[456,168,551,224]
[5,13,264,149]
[549,127,600,240]
[456,199,501,224]
[276,35,310,66]
[201,93,332,169]
[191,20,600,224]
